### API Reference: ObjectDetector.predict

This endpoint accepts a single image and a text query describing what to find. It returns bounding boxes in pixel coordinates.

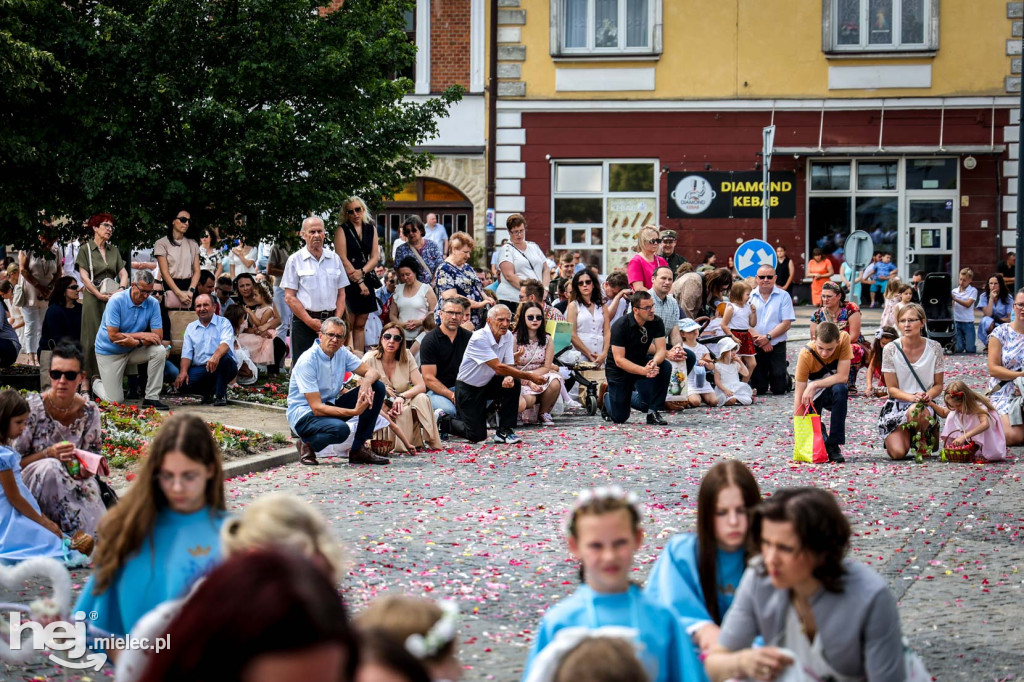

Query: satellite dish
[844,231,874,270]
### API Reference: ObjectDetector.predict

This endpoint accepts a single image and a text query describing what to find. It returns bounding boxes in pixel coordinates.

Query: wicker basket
[940,431,979,463]
[70,530,94,556]
[370,439,395,457]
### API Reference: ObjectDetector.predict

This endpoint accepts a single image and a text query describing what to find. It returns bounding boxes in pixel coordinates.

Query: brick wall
[431,0,471,91]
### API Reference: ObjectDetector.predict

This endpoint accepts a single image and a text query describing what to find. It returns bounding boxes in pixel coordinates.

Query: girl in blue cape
[0,390,88,566]
[76,413,228,653]
[645,460,762,680]
[522,486,702,682]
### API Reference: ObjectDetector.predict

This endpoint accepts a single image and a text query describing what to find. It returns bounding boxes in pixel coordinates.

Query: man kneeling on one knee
[793,321,851,463]
[173,294,238,407]
[286,316,388,466]
[441,304,547,445]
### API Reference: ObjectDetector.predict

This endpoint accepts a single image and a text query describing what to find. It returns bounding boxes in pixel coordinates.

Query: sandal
[300,452,319,466]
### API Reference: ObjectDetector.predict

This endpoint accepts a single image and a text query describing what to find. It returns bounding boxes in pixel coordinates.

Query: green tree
[0,0,461,247]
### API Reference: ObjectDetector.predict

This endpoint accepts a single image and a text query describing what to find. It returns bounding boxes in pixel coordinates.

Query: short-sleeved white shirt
[280,246,350,312]
[424,223,447,252]
[456,326,514,387]
[881,338,945,393]
[497,241,547,302]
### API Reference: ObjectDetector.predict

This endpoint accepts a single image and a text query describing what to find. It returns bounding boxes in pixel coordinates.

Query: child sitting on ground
[932,380,1007,462]
[521,487,701,682]
[864,326,898,397]
[713,338,753,406]
[680,319,718,408]
[721,281,757,378]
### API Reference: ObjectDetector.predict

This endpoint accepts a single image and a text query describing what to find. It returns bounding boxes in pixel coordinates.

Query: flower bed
[228,374,289,408]
[101,402,273,469]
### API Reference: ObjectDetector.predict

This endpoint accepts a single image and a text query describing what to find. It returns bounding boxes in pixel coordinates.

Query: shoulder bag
[87,244,120,295]
[344,223,383,290]
[893,342,931,393]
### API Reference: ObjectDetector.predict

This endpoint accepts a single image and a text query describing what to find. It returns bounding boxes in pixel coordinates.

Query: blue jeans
[603,360,672,424]
[185,356,239,399]
[812,383,848,446]
[954,321,976,353]
[427,390,456,417]
[293,381,387,454]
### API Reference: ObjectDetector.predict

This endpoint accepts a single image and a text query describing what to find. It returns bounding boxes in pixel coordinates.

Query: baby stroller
[920,272,955,352]
[554,345,601,415]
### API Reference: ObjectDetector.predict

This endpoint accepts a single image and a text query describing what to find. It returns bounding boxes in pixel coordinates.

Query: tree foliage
[0,0,461,247]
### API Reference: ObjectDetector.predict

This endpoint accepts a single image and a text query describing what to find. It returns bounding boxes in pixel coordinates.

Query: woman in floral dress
[513,302,563,425]
[987,288,1024,445]
[13,344,106,536]
[434,231,487,329]
[810,282,870,389]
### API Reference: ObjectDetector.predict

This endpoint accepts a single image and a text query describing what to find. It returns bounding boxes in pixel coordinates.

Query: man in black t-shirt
[998,250,1015,289]
[420,296,472,417]
[603,290,672,425]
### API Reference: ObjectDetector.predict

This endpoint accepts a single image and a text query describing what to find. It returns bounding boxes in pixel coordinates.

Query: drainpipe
[486,0,498,263]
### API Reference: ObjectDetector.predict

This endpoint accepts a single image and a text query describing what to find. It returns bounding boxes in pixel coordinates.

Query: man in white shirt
[440,305,546,444]
[424,212,448,256]
[750,265,796,396]
[281,216,349,359]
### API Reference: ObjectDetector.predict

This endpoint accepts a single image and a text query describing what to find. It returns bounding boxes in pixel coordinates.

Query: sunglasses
[525,314,543,321]
[176,216,190,223]
[578,279,593,286]
[346,206,364,215]
[49,369,79,382]
[756,275,776,280]
[67,284,79,290]
[647,238,663,245]
[381,333,403,341]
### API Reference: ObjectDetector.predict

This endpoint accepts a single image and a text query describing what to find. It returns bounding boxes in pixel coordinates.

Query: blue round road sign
[733,240,778,280]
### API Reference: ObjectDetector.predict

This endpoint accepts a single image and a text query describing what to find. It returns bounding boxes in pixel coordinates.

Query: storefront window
[857,162,898,191]
[809,197,851,258]
[811,162,851,191]
[551,160,658,271]
[905,158,957,190]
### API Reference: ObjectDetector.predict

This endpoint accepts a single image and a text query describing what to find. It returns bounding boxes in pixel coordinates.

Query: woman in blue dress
[0,390,87,566]
[645,460,762,680]
[977,274,1013,349]
[522,487,702,682]
[76,413,228,652]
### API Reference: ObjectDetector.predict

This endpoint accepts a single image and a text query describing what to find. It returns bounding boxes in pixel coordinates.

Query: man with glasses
[420,297,473,418]
[603,290,672,425]
[214,275,237,312]
[440,305,547,444]
[173,294,238,407]
[287,316,388,465]
[282,216,349,360]
[658,229,687,275]
[750,265,796,396]
[93,270,170,409]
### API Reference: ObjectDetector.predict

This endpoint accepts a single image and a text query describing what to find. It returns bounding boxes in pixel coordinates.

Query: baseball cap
[678,318,700,333]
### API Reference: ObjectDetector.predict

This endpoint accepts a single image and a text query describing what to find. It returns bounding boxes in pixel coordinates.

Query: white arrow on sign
[49,652,107,671]
[756,248,774,266]
[737,249,754,272]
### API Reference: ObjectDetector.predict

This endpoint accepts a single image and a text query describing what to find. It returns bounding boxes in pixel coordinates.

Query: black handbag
[96,477,119,509]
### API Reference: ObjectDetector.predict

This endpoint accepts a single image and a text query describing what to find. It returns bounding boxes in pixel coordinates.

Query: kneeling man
[793,321,851,463]
[287,316,388,466]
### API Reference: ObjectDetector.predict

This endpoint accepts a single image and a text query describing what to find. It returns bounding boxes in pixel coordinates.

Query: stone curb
[227,398,286,412]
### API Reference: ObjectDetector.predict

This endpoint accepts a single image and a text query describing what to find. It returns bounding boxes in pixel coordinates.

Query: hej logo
[7,609,107,670]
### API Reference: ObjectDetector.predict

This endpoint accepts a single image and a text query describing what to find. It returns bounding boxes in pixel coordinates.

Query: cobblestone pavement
[3,334,1022,681]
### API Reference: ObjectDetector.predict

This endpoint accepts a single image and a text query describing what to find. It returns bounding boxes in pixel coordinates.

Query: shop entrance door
[901,195,957,278]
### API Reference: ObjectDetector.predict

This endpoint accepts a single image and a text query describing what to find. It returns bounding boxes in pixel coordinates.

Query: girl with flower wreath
[521,487,701,682]
[358,595,463,682]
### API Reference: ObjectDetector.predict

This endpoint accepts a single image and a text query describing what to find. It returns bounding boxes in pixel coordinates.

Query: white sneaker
[540,412,554,425]
[564,398,583,411]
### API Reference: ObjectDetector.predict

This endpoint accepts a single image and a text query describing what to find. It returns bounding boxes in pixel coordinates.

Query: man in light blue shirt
[173,294,237,406]
[286,316,388,466]
[750,265,796,396]
[94,270,169,409]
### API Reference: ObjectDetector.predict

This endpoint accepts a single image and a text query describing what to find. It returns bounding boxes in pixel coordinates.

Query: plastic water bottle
[694,365,706,389]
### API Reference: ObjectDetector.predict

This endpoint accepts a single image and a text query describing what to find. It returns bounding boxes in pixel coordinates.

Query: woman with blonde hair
[361,322,443,453]
[335,195,381,353]
[358,595,463,682]
[626,226,668,292]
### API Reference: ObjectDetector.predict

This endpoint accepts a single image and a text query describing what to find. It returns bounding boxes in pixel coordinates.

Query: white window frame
[549,0,663,58]
[551,159,659,271]
[821,0,939,55]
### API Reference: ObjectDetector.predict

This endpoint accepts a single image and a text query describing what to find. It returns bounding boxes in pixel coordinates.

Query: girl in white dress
[680,323,718,407]
[714,338,753,406]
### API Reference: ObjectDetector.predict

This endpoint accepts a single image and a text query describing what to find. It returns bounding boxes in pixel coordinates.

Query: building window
[825,0,936,54]
[552,0,662,57]
[551,160,658,271]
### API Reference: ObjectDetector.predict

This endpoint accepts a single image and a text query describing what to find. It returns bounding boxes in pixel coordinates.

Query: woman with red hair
[75,214,128,388]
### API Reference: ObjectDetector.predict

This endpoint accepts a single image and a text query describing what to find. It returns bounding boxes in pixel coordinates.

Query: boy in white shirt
[952,267,978,354]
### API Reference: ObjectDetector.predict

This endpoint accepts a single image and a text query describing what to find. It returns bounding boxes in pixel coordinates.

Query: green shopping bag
[793,404,828,464]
